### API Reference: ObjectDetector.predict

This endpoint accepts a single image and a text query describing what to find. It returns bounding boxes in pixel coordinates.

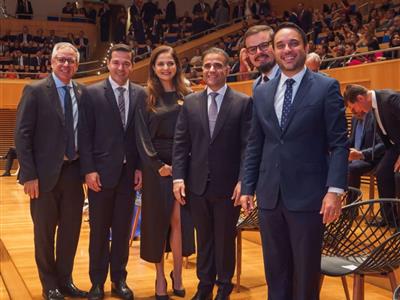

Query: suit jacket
[375,90,400,151]
[173,87,252,199]
[165,0,177,23]
[252,67,281,93]
[15,76,83,191]
[242,69,348,211]
[192,2,211,15]
[79,79,145,188]
[348,111,385,162]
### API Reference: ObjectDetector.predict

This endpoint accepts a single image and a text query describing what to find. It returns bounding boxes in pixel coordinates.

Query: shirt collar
[52,72,73,88]
[263,64,280,80]
[279,66,307,88]
[207,84,228,97]
[108,76,130,91]
[371,90,377,110]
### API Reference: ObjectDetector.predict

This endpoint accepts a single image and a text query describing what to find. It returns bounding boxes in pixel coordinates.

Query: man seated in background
[0,147,17,177]
[305,52,322,72]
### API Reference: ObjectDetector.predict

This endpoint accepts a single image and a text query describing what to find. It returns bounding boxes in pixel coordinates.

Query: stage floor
[0,176,394,299]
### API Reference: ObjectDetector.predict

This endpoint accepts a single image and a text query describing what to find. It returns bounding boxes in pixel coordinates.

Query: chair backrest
[237,197,259,229]
[393,285,400,300]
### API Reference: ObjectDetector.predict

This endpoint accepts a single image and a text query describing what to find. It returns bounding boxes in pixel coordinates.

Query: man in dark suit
[165,0,177,24]
[79,44,144,300]
[17,26,33,45]
[15,42,87,300]
[348,111,385,189]
[240,22,348,300]
[344,84,400,227]
[173,47,252,300]
[192,0,211,17]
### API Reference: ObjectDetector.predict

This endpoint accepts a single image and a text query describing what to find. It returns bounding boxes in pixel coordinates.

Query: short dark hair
[343,84,368,105]
[345,42,356,51]
[108,43,134,63]
[272,22,307,49]
[202,47,230,65]
[244,25,274,46]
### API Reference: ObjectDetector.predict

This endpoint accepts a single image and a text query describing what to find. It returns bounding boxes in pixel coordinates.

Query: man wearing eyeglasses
[173,47,252,300]
[239,25,280,91]
[15,42,87,300]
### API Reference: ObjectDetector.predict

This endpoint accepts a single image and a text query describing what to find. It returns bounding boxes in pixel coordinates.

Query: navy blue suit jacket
[242,69,349,211]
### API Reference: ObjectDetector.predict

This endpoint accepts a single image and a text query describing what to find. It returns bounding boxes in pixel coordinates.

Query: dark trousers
[376,146,400,224]
[88,165,135,285]
[258,197,324,300]
[189,188,240,297]
[2,147,17,174]
[348,160,377,189]
[30,160,84,291]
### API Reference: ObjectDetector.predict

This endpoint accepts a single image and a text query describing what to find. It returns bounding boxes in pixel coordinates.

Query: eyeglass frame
[246,41,272,55]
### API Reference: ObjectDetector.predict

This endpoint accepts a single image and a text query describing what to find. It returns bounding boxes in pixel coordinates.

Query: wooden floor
[0,175,394,300]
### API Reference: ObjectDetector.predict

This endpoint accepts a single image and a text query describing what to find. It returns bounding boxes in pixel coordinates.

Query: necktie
[263,75,269,83]
[63,86,76,160]
[354,118,364,150]
[281,78,295,128]
[117,87,126,128]
[208,92,218,137]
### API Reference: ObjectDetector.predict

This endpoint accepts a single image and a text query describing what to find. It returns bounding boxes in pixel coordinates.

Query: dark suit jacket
[375,90,400,151]
[173,86,252,199]
[192,2,211,15]
[79,79,145,188]
[15,76,83,192]
[348,111,385,162]
[242,69,348,211]
[165,0,177,23]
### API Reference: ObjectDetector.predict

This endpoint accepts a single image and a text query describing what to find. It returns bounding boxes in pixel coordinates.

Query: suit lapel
[211,87,234,143]
[265,77,281,133]
[199,90,211,140]
[104,79,125,131]
[46,76,64,126]
[126,83,136,131]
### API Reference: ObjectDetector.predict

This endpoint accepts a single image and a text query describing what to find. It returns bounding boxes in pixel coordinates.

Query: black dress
[136,91,195,263]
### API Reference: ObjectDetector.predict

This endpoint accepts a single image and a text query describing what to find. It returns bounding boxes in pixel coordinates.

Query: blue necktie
[63,86,75,160]
[354,118,364,150]
[281,78,295,128]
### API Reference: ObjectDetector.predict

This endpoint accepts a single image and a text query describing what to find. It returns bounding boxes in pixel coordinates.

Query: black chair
[320,199,400,300]
[235,197,258,292]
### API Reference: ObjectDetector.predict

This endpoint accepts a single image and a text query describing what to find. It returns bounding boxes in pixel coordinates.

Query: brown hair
[108,43,134,63]
[244,25,274,47]
[343,84,368,105]
[147,45,191,111]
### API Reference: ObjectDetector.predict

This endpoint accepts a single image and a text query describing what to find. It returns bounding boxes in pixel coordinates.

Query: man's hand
[394,155,400,172]
[24,179,39,199]
[158,164,172,177]
[85,172,102,192]
[134,169,142,191]
[238,195,254,216]
[231,181,241,206]
[173,181,186,205]
[239,48,252,72]
[348,148,364,161]
[320,192,342,224]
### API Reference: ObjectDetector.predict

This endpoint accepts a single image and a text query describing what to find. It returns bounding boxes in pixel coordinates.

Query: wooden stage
[0,175,394,299]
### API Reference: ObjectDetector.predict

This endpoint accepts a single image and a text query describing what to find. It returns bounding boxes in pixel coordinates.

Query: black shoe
[369,219,389,227]
[169,271,185,297]
[191,291,212,300]
[42,289,64,300]
[155,278,169,300]
[111,280,134,300]
[0,172,11,177]
[59,282,88,298]
[214,291,230,300]
[87,284,104,300]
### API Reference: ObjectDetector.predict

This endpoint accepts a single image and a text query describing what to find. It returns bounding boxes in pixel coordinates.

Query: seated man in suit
[348,110,385,190]
[0,147,17,177]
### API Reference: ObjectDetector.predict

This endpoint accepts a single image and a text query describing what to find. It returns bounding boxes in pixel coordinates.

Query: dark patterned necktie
[263,75,269,83]
[63,86,75,160]
[281,78,295,128]
[208,92,219,137]
[117,87,126,128]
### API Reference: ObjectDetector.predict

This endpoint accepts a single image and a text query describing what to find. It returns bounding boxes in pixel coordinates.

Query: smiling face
[245,31,275,72]
[107,50,133,86]
[202,53,230,91]
[273,27,308,77]
[51,46,79,84]
[153,51,177,84]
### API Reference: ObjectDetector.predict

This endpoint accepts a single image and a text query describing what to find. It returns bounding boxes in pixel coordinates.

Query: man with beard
[239,25,280,92]
[240,22,348,299]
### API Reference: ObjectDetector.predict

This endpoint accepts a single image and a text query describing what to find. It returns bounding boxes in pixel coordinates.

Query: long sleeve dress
[136,91,195,263]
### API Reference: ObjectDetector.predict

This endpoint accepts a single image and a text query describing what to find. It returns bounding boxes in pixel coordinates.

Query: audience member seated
[305,52,322,72]
[0,147,17,177]
[383,31,400,59]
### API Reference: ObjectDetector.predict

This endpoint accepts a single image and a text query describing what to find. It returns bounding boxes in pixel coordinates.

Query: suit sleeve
[361,134,385,162]
[387,92,400,151]
[15,84,38,184]
[324,79,349,190]
[78,87,97,175]
[239,96,253,181]
[241,98,265,195]
[135,101,164,173]
[172,101,191,181]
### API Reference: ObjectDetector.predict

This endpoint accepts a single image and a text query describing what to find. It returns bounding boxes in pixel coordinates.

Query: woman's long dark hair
[146,45,191,111]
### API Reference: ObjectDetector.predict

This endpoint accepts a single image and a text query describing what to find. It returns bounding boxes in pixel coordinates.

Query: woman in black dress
[136,45,194,299]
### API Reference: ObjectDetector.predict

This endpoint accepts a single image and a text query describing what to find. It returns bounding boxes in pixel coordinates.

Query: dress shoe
[214,291,230,300]
[1,172,11,177]
[111,280,134,300]
[170,271,185,297]
[191,291,213,300]
[87,284,104,300]
[369,219,390,227]
[42,289,64,300]
[59,282,88,298]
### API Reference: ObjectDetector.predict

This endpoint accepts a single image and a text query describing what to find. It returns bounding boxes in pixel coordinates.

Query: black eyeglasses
[202,62,225,70]
[246,41,271,55]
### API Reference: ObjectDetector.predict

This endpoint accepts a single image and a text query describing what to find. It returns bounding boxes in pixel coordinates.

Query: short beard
[258,60,276,74]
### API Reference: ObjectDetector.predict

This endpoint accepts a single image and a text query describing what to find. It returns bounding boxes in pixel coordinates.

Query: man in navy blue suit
[240,22,349,300]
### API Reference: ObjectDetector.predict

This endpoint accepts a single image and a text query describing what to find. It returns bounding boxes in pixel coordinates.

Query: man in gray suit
[15,42,87,300]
